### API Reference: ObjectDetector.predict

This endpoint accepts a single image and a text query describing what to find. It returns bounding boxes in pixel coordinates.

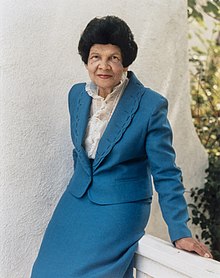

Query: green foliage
[188,0,204,24]
[188,0,220,24]
[189,157,220,260]
[188,0,220,261]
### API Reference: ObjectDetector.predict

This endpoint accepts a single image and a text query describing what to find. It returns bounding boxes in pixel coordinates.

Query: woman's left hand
[175,237,213,259]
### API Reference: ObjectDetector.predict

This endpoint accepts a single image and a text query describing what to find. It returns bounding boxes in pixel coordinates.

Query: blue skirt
[31,189,151,278]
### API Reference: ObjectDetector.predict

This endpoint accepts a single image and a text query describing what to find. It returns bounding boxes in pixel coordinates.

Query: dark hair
[78,16,138,67]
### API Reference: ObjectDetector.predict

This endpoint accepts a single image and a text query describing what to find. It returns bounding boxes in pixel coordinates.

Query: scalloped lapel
[74,89,92,176]
[93,72,145,171]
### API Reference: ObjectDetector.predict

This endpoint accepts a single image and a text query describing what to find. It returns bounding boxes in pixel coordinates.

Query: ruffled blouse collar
[85,72,128,101]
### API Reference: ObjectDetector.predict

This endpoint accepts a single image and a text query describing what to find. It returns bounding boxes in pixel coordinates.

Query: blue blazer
[67,71,192,242]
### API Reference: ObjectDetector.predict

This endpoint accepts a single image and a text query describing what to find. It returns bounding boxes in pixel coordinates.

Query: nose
[98,60,111,70]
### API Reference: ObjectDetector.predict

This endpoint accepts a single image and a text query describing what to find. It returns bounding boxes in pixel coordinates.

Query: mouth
[97,74,112,79]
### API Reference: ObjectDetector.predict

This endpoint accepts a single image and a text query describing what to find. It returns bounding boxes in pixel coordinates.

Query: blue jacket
[67,71,192,242]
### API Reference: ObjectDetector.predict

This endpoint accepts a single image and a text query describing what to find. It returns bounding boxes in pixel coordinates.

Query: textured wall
[0,1,207,277]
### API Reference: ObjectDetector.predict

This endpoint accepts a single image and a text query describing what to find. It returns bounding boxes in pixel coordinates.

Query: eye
[111,56,120,63]
[89,55,99,62]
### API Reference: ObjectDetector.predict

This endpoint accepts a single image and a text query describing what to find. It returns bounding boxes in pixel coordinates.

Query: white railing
[134,234,220,278]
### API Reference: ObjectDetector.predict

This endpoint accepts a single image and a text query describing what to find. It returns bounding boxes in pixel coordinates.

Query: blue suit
[68,71,191,241]
[31,71,191,278]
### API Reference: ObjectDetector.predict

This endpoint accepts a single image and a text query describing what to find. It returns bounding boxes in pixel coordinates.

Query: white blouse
[84,74,129,159]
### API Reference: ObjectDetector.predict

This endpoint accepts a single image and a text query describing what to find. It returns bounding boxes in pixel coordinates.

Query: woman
[31,16,212,278]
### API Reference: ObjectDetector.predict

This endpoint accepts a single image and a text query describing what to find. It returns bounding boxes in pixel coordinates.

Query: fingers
[190,240,212,258]
[175,237,213,259]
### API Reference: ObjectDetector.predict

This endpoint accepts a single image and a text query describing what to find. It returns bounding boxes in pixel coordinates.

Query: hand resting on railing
[175,237,213,259]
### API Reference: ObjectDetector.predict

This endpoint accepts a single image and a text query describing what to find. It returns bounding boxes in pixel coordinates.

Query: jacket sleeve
[145,96,192,242]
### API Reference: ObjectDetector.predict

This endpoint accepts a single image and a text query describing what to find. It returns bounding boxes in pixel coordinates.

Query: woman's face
[86,44,128,96]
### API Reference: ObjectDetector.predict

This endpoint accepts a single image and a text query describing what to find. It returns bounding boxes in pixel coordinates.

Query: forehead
[89,44,122,55]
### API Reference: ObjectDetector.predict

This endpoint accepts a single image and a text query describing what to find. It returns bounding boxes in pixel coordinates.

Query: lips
[97,74,112,79]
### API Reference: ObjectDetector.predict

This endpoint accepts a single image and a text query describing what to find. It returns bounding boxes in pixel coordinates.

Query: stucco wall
[0,1,207,277]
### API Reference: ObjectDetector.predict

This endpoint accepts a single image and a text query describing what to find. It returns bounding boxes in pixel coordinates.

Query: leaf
[188,0,196,9]
[202,2,219,16]
[192,10,204,25]
[188,204,197,209]
[192,209,198,216]
[192,46,207,55]
[202,230,211,240]
[192,218,200,225]
[198,188,205,195]
[201,222,208,229]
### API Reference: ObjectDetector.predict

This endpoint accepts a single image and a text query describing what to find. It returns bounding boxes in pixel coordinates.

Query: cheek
[114,69,125,79]
[87,65,96,76]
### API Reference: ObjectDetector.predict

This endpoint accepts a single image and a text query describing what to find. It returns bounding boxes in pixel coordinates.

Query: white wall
[0,1,207,277]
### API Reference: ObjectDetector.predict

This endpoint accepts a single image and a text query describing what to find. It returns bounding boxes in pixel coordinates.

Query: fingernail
[204,253,210,258]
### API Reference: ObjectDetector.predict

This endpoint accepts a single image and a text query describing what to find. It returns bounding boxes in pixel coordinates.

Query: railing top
[135,234,220,278]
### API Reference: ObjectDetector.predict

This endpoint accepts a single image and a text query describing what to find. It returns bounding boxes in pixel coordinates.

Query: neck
[98,88,113,98]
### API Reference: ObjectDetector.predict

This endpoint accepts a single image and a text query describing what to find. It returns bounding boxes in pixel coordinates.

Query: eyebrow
[89,51,121,56]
